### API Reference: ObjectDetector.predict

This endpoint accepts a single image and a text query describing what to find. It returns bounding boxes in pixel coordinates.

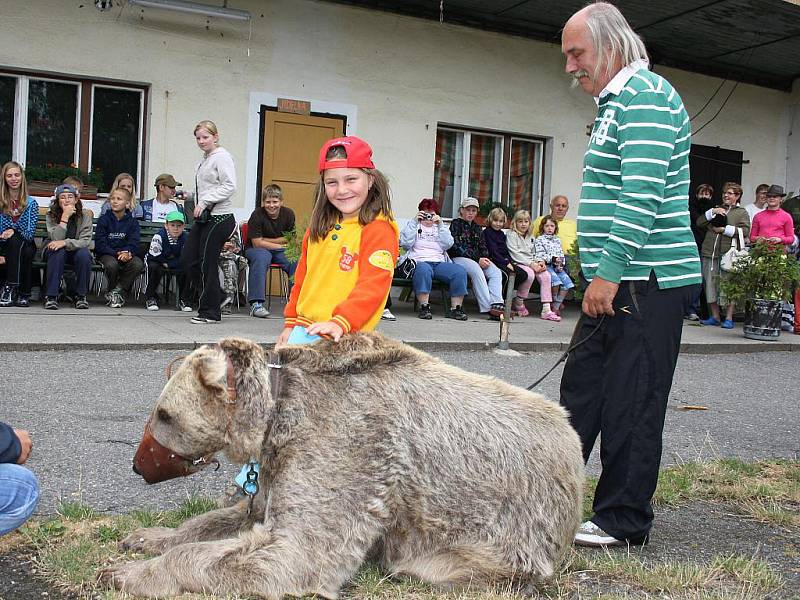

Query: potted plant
[720,240,800,340]
[25,164,105,198]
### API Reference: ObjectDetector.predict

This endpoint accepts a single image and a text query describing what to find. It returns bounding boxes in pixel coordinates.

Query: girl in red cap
[276,136,399,347]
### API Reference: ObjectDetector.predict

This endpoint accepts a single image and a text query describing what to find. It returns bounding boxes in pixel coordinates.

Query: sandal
[514,305,529,317]
[541,310,561,322]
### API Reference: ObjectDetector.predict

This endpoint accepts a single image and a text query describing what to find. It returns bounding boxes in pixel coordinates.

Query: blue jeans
[45,247,93,297]
[412,261,468,297]
[245,247,296,304]
[0,463,40,536]
[547,265,575,290]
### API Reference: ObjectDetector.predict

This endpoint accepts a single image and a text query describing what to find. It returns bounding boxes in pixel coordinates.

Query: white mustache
[572,70,590,80]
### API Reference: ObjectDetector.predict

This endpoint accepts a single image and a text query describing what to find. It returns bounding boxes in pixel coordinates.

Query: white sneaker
[574,520,626,547]
[381,308,396,321]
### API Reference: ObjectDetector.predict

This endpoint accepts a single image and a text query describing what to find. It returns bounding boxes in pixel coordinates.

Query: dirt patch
[0,549,77,600]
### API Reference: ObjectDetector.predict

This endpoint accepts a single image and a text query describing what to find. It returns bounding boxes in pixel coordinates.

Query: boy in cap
[144,210,188,311]
[139,174,186,222]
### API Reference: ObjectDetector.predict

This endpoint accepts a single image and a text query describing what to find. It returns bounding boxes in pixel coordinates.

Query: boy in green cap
[144,210,188,311]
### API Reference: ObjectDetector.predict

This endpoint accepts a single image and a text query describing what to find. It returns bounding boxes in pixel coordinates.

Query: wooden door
[261,111,345,225]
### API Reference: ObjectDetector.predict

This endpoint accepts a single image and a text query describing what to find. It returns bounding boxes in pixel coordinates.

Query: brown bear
[100,333,583,598]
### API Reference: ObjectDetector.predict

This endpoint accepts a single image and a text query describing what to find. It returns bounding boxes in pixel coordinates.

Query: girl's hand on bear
[306,321,345,342]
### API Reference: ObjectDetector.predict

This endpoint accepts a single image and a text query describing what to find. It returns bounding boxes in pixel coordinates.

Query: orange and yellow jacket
[284,214,399,334]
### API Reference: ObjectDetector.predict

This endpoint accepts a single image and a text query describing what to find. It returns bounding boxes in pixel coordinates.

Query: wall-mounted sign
[277,98,311,115]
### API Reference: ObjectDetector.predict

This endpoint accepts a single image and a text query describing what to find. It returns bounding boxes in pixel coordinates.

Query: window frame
[88,83,146,191]
[1,68,149,192]
[434,124,547,218]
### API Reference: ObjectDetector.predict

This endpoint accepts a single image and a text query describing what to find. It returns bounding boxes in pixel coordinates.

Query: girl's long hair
[49,193,85,226]
[111,173,138,209]
[308,146,393,242]
[0,161,29,216]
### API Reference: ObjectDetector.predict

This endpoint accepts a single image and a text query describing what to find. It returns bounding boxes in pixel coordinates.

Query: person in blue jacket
[94,188,143,309]
[144,211,188,311]
[0,421,39,536]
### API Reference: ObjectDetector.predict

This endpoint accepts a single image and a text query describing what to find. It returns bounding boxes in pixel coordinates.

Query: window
[90,86,144,192]
[26,79,80,169]
[0,71,146,193]
[0,76,15,163]
[433,126,545,219]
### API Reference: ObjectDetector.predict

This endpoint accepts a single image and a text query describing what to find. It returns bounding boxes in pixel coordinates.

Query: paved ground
[1,348,796,517]
[1,295,799,352]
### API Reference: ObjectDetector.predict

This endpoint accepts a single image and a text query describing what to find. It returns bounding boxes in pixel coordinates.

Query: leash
[525,296,639,390]
[525,314,606,390]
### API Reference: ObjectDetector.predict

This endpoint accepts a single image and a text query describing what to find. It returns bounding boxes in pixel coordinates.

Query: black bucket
[743,298,782,341]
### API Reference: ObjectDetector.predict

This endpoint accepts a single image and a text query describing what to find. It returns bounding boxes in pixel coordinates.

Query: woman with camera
[697,181,750,329]
[398,198,469,320]
[180,120,237,324]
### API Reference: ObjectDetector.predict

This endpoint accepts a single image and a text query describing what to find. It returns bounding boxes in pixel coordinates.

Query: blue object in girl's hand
[287,325,321,345]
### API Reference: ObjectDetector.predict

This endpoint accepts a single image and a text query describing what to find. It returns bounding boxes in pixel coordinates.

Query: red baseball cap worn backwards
[318,136,375,172]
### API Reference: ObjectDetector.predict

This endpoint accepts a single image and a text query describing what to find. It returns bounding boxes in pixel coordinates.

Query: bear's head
[134,339,274,483]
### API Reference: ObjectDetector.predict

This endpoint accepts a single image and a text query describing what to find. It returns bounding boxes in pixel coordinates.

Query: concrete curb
[1,339,796,353]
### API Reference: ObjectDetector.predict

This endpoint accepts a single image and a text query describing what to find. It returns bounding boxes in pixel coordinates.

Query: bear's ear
[192,353,227,399]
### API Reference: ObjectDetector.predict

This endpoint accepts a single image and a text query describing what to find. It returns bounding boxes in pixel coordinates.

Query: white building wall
[1,0,795,220]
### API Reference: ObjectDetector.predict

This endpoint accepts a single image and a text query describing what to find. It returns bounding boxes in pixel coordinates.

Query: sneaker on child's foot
[146,297,159,311]
[0,285,15,307]
[15,295,30,307]
[44,297,59,310]
[381,308,396,321]
[447,305,468,321]
[418,303,432,320]
[250,302,269,318]
[74,296,89,310]
[179,299,193,312]
[109,289,124,309]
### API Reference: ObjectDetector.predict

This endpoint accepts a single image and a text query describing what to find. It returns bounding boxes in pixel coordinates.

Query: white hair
[584,2,649,81]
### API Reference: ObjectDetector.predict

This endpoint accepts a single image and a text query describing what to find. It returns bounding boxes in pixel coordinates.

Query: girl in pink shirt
[750,189,794,249]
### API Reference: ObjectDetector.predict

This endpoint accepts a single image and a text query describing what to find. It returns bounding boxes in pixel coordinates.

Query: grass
[4,459,795,600]
[651,458,800,526]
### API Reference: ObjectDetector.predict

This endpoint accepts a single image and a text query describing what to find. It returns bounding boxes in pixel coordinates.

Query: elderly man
[560,3,701,547]
[533,195,577,251]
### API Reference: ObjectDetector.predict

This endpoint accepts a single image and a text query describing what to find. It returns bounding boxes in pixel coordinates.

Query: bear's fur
[100,333,583,598]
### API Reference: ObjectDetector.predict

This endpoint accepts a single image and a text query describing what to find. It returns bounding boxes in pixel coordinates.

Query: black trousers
[0,231,35,294]
[98,254,144,293]
[560,274,697,541]
[181,214,235,321]
[145,261,185,304]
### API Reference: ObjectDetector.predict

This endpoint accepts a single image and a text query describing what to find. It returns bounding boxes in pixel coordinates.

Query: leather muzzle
[132,423,214,484]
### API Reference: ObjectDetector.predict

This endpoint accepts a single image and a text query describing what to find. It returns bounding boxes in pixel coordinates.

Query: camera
[175,190,187,200]
[420,211,434,220]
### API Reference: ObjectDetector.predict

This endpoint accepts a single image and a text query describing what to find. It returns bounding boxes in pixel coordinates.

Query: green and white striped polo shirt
[579,63,702,289]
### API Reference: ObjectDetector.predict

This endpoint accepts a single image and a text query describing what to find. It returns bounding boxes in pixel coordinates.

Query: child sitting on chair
[144,211,187,311]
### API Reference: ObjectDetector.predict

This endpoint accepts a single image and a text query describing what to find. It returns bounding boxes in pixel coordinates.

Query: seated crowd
[0,161,297,317]
[0,157,579,320]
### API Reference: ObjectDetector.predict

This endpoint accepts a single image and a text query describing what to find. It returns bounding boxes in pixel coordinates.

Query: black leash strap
[526,314,606,390]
